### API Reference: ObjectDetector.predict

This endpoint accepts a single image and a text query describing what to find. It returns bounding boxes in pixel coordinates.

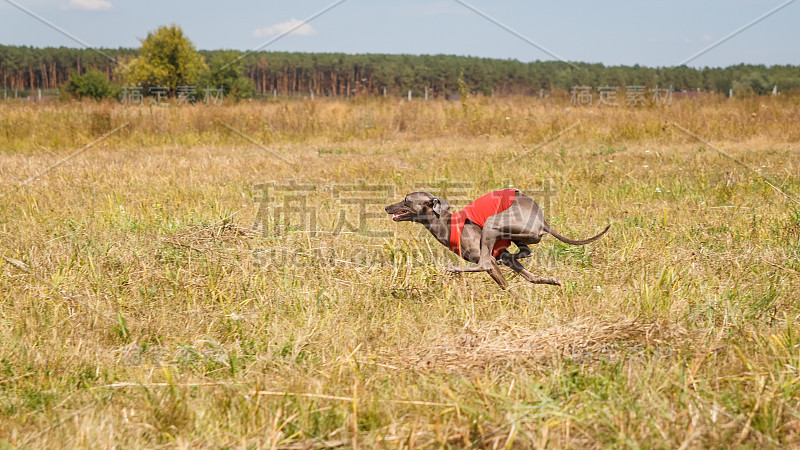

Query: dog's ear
[431,197,451,217]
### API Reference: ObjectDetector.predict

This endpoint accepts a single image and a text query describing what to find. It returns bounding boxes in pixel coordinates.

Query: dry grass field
[1,94,799,448]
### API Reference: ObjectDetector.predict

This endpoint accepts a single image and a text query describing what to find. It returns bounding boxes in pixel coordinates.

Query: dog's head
[385,192,451,223]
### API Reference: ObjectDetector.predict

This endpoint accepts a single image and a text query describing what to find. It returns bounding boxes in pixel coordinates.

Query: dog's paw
[497,253,513,266]
[444,266,471,276]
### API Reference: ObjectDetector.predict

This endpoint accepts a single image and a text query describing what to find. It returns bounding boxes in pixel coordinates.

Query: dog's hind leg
[506,258,561,286]
[497,245,532,267]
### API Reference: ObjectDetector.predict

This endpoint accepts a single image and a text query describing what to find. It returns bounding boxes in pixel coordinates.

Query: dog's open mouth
[392,211,411,221]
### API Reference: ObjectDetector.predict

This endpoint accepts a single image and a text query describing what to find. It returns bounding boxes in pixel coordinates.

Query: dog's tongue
[393,212,407,220]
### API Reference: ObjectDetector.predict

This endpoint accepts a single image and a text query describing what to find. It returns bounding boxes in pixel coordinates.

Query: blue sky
[1,0,797,68]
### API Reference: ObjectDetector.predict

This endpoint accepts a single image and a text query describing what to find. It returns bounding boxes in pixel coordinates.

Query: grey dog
[385,190,609,288]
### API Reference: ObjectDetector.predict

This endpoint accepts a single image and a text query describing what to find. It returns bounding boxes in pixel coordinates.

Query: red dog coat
[449,189,517,258]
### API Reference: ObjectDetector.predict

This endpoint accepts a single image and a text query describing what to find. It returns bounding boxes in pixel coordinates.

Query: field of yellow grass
[1,95,799,448]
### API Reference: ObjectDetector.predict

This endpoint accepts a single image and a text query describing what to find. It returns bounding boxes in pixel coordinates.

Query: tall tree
[117,25,206,90]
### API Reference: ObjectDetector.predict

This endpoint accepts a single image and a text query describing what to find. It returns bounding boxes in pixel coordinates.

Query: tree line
[2,44,799,98]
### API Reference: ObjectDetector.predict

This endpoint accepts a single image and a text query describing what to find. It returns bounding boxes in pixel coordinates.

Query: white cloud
[253,19,316,38]
[61,0,112,11]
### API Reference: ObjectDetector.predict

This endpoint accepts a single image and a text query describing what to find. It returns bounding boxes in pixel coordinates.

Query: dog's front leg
[444,265,489,272]
[479,231,508,289]
[452,226,507,288]
[444,222,508,288]
[444,259,507,288]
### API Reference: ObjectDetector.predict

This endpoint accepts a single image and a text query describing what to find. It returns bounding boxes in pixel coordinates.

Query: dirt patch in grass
[389,318,690,372]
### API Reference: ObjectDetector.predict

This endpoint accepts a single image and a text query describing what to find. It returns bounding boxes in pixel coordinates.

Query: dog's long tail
[546,223,611,246]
